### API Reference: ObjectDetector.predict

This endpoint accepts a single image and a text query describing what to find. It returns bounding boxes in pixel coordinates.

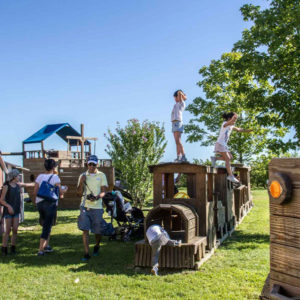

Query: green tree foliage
[233,0,300,141]
[186,0,300,162]
[105,119,167,208]
[251,151,299,188]
[186,52,290,163]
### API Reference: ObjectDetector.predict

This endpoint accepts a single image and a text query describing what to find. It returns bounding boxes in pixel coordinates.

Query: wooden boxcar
[260,158,300,299]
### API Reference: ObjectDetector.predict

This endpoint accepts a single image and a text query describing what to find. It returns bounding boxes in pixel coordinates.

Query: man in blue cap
[77,155,108,261]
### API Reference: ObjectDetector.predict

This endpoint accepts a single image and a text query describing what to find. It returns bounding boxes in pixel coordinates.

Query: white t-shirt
[216,122,234,146]
[171,101,186,122]
[35,174,61,204]
[146,225,169,244]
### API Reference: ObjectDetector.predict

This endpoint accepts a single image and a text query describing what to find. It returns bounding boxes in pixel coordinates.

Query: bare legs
[215,152,234,176]
[2,217,19,248]
[82,230,89,254]
[82,231,101,255]
[173,132,185,157]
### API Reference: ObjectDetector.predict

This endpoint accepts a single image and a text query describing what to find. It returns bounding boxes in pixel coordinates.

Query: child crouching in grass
[0,169,34,255]
[211,112,252,183]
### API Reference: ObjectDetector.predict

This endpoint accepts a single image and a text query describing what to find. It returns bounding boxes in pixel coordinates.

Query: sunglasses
[88,163,97,167]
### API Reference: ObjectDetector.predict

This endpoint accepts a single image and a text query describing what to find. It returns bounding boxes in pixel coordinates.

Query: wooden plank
[149,163,209,174]
[270,188,300,218]
[270,215,300,248]
[153,173,162,206]
[270,243,300,279]
[270,270,300,290]
[165,173,174,199]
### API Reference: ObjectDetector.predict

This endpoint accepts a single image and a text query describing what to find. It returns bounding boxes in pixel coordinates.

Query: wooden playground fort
[3,123,115,209]
[135,162,252,269]
[260,158,300,299]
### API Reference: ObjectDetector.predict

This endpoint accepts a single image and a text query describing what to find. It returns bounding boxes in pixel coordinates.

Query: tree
[185,52,291,163]
[105,119,167,208]
[233,0,300,142]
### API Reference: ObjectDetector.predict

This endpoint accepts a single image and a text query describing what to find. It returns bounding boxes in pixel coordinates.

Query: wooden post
[22,142,25,161]
[41,141,45,158]
[80,124,84,167]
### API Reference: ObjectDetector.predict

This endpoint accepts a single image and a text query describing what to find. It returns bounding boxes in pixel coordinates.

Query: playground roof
[23,123,90,146]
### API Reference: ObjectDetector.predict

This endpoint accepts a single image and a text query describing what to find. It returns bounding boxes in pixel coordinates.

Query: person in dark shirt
[0,169,34,255]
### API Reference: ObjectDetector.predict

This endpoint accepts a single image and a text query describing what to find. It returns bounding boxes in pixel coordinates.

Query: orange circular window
[269,180,282,198]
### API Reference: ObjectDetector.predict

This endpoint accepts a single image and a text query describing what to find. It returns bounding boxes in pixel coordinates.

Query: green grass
[0,190,269,300]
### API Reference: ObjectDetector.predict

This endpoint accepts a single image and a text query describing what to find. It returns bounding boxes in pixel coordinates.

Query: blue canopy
[23,123,90,146]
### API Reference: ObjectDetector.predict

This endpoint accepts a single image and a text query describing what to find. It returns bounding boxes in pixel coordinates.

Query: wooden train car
[135,162,252,269]
[260,158,300,299]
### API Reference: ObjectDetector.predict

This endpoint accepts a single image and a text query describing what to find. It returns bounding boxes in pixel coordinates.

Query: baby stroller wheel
[122,235,131,242]
[109,234,117,241]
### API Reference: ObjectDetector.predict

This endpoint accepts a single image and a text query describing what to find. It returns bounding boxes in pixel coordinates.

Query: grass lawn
[0,190,269,300]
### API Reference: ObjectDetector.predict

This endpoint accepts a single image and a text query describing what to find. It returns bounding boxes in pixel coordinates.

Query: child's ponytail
[222,112,235,121]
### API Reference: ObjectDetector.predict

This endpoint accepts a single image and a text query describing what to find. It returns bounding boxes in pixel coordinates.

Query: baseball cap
[7,169,20,181]
[87,155,98,165]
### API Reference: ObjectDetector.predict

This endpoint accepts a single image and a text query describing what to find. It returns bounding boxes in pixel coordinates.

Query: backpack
[37,175,59,202]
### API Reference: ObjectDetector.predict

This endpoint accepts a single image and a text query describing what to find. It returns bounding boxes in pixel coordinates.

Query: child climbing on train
[211,112,252,183]
[0,169,34,255]
[171,90,188,162]
[146,224,181,276]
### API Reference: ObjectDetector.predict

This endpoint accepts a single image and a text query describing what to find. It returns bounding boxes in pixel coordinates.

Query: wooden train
[260,158,300,299]
[135,162,252,269]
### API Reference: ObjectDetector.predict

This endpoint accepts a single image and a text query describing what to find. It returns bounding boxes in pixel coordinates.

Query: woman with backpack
[0,169,34,255]
[33,159,67,256]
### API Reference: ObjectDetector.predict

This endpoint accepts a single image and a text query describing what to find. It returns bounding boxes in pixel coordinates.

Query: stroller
[102,191,144,242]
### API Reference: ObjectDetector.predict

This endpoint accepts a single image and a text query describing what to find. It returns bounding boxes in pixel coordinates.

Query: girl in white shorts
[212,112,252,183]
[171,90,187,162]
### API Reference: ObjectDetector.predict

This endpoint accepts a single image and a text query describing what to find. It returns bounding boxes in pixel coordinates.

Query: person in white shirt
[33,159,67,256]
[171,90,188,162]
[211,112,252,183]
[146,224,181,276]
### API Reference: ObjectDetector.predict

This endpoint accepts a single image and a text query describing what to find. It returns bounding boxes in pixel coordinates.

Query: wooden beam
[66,136,98,141]
[81,124,85,167]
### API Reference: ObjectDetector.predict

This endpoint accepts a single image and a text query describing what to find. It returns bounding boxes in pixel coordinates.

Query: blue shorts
[172,121,184,133]
[4,213,20,219]
[77,207,104,234]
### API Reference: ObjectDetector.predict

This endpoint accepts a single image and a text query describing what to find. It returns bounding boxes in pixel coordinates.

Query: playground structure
[260,158,300,299]
[135,162,252,269]
[3,123,115,209]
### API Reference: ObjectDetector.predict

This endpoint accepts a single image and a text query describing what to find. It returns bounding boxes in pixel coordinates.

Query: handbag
[37,175,59,202]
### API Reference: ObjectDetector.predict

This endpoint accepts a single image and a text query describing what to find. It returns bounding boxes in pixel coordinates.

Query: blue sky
[0,0,268,166]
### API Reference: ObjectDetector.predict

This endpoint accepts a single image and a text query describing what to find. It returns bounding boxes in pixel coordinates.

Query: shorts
[77,207,104,234]
[4,213,20,219]
[172,121,184,133]
[214,142,230,153]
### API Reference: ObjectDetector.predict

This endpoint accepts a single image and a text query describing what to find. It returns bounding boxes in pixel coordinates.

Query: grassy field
[0,190,269,300]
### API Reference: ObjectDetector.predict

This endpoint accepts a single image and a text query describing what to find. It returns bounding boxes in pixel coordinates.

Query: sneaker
[93,245,100,257]
[151,266,158,276]
[180,155,188,162]
[44,246,53,253]
[227,175,239,184]
[10,245,16,255]
[1,247,8,256]
[175,240,182,247]
[211,156,217,167]
[174,155,182,162]
[81,253,91,262]
[37,251,45,256]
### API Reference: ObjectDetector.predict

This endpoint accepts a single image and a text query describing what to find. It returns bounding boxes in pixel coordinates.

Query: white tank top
[217,122,234,146]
